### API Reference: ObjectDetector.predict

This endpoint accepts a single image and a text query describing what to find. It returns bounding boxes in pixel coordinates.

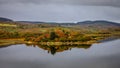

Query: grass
[0,24,17,27]
[0,38,25,47]
[0,21,120,47]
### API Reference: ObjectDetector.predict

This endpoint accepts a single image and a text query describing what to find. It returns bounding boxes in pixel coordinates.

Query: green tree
[50,31,57,40]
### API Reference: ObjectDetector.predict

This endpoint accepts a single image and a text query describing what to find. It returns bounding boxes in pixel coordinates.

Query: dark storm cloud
[0,0,120,7]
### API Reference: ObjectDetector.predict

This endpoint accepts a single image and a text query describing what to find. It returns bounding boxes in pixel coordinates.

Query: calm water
[0,39,120,68]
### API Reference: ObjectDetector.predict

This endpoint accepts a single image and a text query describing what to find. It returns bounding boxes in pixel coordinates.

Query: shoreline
[0,36,119,47]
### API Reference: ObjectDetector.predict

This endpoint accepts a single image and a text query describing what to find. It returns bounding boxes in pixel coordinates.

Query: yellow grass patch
[0,24,17,27]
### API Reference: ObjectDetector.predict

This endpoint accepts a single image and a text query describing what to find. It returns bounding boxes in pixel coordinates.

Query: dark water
[0,39,120,68]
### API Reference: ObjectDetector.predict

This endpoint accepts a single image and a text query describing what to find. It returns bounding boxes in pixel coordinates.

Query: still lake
[0,39,120,68]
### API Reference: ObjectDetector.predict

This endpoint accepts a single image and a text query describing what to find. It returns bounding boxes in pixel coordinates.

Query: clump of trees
[24,29,94,42]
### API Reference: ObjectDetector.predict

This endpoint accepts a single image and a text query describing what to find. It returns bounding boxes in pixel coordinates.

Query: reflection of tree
[49,46,57,55]
[25,44,92,55]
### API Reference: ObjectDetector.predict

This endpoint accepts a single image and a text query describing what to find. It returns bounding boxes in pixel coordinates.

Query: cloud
[0,4,120,22]
[0,0,120,23]
[0,0,120,7]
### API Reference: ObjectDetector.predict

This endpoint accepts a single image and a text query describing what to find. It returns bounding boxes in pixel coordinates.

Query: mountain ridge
[0,17,120,27]
[0,17,13,22]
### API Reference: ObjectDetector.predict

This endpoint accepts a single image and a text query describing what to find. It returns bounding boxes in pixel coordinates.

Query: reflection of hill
[25,44,92,55]
[0,45,11,48]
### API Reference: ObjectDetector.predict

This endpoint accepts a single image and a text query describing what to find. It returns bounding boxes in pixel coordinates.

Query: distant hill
[76,20,120,29]
[0,17,13,22]
[77,20,120,26]
[16,21,45,24]
[0,17,120,28]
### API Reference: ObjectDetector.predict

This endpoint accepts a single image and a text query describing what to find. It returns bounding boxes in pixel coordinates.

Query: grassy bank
[0,21,120,47]
[0,39,25,47]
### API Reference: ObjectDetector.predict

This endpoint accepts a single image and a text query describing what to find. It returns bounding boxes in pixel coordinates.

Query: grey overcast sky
[0,0,120,22]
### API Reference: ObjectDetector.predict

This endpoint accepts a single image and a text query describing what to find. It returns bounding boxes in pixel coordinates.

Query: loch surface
[0,39,120,68]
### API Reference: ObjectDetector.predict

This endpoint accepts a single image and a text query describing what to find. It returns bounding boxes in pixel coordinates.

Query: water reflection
[25,44,91,55]
[0,37,119,55]
[0,39,120,68]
